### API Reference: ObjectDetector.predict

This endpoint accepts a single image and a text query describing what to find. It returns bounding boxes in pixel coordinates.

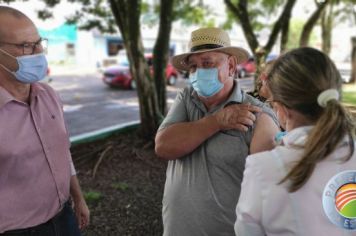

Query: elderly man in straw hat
[155,27,280,235]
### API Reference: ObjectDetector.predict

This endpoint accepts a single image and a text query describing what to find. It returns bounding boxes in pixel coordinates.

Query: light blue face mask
[274,131,287,145]
[189,68,223,97]
[0,48,48,84]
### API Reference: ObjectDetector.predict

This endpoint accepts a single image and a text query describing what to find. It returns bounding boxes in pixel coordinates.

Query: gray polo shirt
[159,82,277,236]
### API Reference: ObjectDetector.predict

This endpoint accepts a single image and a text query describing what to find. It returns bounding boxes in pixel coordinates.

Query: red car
[236,56,256,78]
[102,54,178,89]
[236,54,278,78]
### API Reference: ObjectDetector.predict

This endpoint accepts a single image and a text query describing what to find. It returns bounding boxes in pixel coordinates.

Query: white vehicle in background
[337,62,352,83]
[334,54,352,83]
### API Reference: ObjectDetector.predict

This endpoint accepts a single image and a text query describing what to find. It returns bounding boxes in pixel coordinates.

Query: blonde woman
[235,47,356,236]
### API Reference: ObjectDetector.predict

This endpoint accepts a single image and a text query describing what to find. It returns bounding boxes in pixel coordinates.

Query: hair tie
[317,89,339,107]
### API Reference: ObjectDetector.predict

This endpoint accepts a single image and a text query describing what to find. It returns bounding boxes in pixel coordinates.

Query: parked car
[236,56,256,78]
[236,54,278,78]
[337,62,352,83]
[335,55,352,83]
[102,54,178,89]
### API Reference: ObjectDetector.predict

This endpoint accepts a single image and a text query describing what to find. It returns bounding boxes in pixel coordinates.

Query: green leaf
[83,190,102,203]
[112,182,129,191]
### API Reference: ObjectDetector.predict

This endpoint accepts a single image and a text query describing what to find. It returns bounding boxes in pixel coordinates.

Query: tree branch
[153,0,175,114]
[299,0,329,47]
[264,0,296,52]
[224,0,259,53]
[109,0,126,39]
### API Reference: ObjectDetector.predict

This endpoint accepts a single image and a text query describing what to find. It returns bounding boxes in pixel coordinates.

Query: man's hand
[73,199,90,230]
[213,104,262,131]
[70,175,90,230]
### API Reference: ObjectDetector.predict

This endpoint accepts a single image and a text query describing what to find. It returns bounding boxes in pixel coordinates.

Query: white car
[335,62,352,83]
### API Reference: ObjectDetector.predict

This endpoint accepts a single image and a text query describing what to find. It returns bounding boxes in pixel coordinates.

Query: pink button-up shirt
[0,83,73,233]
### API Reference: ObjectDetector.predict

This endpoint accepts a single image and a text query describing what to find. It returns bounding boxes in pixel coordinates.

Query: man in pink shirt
[0,6,89,235]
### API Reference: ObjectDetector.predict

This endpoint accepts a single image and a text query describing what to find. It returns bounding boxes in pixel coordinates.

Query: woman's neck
[286,109,314,131]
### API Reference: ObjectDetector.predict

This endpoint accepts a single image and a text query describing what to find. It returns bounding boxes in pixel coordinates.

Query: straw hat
[172,27,249,71]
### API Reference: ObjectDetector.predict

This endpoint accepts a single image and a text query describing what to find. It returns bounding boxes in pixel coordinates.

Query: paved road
[49,72,254,137]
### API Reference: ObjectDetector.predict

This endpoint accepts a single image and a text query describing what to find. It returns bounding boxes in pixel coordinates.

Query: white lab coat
[235,126,356,236]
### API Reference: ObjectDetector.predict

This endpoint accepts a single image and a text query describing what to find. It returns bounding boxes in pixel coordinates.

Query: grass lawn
[342,84,356,106]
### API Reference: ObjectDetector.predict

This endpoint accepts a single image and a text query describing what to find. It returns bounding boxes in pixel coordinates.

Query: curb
[70,120,140,146]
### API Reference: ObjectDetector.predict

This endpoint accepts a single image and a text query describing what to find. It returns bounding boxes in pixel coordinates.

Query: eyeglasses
[0,38,48,55]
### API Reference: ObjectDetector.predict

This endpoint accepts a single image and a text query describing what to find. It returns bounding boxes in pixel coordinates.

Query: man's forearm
[70,175,85,203]
[155,115,220,160]
[69,175,90,229]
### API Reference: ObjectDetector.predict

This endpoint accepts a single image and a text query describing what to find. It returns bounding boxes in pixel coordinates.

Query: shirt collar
[190,80,244,114]
[0,83,45,108]
[0,86,14,108]
[30,83,46,98]
[282,126,313,147]
[282,125,351,150]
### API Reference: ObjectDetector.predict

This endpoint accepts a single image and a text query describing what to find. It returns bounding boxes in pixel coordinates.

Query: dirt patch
[71,131,166,236]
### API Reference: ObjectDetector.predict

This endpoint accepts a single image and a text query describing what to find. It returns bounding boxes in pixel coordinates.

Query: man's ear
[228,55,237,77]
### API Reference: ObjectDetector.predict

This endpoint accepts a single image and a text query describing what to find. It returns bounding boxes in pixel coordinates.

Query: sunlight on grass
[112,182,129,191]
[342,84,356,106]
[84,190,102,203]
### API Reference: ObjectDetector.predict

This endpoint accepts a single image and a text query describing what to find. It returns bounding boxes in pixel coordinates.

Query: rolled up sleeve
[158,89,188,131]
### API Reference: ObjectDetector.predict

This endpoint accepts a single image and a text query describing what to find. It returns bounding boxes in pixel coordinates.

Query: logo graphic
[335,183,356,218]
[323,170,356,230]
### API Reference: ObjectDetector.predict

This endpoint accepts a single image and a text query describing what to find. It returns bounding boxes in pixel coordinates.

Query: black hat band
[190,44,223,52]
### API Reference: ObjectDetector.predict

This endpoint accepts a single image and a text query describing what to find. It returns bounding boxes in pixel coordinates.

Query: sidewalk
[49,64,98,76]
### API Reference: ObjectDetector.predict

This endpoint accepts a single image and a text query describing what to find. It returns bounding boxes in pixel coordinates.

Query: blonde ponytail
[280,101,355,192]
[268,47,355,192]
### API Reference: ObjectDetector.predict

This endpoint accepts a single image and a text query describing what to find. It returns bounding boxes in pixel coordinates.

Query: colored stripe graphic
[335,184,356,218]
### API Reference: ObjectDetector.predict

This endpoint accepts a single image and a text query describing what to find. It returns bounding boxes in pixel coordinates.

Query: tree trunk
[225,0,296,95]
[153,0,175,115]
[253,50,267,97]
[264,0,296,53]
[224,0,259,53]
[351,37,356,84]
[109,0,161,139]
[225,0,296,55]
[321,3,333,55]
[299,0,329,47]
[280,16,290,52]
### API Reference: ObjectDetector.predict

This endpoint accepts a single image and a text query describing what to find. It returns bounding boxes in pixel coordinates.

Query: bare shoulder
[256,112,279,129]
[250,112,280,154]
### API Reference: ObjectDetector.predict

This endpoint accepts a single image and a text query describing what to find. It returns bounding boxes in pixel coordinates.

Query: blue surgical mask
[189,68,223,97]
[274,131,287,145]
[0,48,48,84]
